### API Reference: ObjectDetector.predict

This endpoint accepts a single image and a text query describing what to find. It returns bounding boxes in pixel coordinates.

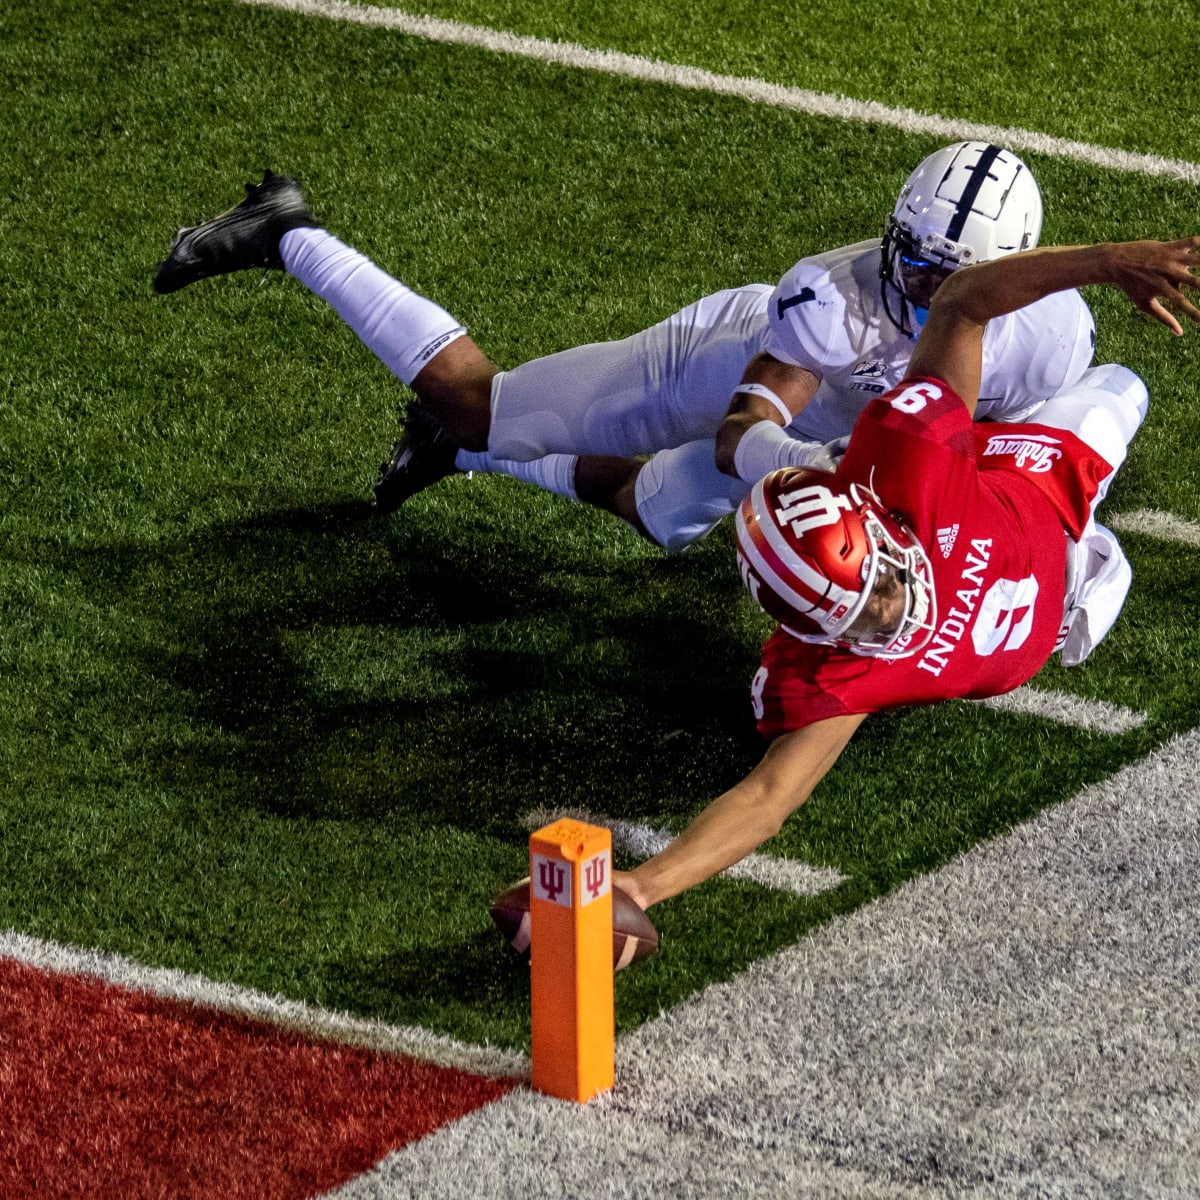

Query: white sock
[454,450,579,500]
[279,228,465,386]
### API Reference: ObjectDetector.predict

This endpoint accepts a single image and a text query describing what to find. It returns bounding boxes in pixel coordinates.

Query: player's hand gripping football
[1106,236,1200,336]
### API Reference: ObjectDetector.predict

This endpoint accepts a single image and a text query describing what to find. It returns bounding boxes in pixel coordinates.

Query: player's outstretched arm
[907,237,1200,411]
[615,712,866,910]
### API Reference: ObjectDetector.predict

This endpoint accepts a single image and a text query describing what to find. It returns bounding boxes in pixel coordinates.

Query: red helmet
[735,468,937,658]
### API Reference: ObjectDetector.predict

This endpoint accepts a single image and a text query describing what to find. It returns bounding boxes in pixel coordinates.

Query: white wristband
[732,382,793,425]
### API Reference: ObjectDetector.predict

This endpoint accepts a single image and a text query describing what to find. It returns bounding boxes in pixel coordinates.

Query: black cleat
[153,170,316,294]
[373,402,461,513]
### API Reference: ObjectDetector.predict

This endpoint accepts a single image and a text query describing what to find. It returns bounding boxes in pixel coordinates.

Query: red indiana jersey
[754,376,1116,739]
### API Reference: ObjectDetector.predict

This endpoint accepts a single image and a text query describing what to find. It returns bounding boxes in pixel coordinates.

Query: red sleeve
[753,632,873,739]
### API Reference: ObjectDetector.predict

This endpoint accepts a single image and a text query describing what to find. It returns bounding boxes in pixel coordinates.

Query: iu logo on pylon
[581,850,611,906]
[532,854,572,907]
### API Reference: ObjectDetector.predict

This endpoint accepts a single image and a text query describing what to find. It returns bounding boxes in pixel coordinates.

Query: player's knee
[633,442,750,552]
[1036,364,1148,466]
[1073,363,1148,442]
[412,340,498,451]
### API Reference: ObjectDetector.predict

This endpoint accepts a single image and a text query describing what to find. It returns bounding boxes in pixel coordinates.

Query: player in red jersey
[744,380,1116,737]
[617,236,1200,911]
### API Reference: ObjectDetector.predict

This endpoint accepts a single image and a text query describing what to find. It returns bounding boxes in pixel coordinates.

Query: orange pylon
[529,818,615,1103]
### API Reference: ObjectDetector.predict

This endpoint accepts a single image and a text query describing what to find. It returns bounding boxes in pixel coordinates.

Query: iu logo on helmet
[773,484,852,536]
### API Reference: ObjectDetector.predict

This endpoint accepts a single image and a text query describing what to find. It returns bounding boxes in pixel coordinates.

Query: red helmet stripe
[737,481,861,632]
[737,508,823,617]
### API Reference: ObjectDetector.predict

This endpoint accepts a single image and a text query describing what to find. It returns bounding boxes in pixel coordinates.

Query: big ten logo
[889,380,943,413]
[532,854,572,907]
[774,484,852,536]
[581,850,611,906]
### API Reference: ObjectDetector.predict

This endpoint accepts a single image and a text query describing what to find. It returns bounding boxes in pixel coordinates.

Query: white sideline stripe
[0,930,528,1079]
[335,729,1200,1200]
[1109,507,1200,548]
[976,684,1147,734]
[236,0,1200,186]
[521,808,846,897]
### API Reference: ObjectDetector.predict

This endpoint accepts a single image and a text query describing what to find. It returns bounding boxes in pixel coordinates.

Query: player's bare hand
[612,868,651,911]
[1109,236,1200,336]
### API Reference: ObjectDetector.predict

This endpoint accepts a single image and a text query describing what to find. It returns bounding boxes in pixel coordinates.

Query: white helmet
[881,142,1043,335]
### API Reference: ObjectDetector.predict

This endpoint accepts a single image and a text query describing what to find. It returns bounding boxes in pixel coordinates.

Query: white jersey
[477,237,1103,553]
[765,240,1096,442]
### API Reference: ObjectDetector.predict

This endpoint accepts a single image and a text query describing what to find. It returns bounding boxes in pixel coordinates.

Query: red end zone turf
[0,957,517,1200]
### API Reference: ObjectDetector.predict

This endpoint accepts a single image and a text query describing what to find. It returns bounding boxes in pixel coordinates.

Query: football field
[2,0,1200,1193]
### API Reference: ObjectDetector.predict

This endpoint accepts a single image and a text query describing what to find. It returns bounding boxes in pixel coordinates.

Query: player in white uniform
[373,143,1111,550]
[151,144,1136,568]
[621,232,1098,551]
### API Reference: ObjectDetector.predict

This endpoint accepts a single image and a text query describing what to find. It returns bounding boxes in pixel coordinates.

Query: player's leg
[573,456,653,540]
[455,450,584,502]
[375,438,584,514]
[487,285,772,462]
[153,171,497,450]
[377,280,785,513]
[377,313,680,510]
[376,283,766,519]
[630,440,750,551]
[446,429,840,551]
[475,445,735,551]
[1035,363,1149,666]
[278,226,495,451]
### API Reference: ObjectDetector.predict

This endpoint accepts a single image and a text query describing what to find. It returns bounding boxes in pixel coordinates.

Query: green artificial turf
[355,0,1200,163]
[1,0,1198,1047]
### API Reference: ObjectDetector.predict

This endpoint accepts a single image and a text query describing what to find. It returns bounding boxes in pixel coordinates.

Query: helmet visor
[897,250,954,311]
[881,216,959,336]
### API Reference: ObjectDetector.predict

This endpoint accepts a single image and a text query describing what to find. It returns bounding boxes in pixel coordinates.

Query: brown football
[488,877,659,970]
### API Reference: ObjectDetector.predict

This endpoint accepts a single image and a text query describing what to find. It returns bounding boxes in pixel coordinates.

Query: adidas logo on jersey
[937,524,960,558]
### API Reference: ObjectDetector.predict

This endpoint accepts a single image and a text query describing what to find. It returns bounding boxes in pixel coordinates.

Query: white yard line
[521,808,847,898]
[237,0,1200,185]
[976,685,1146,733]
[0,930,527,1079]
[1109,507,1200,548]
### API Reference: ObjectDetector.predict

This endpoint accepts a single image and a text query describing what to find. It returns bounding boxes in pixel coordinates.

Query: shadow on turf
[30,493,764,834]
[325,929,532,1041]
